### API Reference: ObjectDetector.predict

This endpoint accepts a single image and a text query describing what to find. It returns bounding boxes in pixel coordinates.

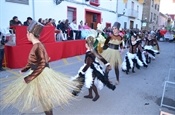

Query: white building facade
[117,0,143,30]
[158,12,169,29]
[0,0,119,30]
[0,0,144,31]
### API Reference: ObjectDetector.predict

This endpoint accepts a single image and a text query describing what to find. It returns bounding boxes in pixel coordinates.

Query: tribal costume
[101,22,123,84]
[122,32,144,74]
[0,21,77,115]
[144,32,160,63]
[72,36,115,101]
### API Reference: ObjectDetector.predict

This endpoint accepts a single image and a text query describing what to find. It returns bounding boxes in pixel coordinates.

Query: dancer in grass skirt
[101,22,123,85]
[0,20,78,115]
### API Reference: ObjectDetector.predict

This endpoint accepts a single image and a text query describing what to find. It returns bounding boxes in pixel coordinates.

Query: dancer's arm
[91,49,111,72]
[103,36,111,50]
[21,63,31,72]
[80,56,93,74]
[24,45,46,83]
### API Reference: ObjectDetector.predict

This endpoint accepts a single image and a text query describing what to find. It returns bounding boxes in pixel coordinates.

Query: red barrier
[62,40,86,58]
[15,26,55,45]
[4,26,86,68]
[5,40,86,68]
[5,45,32,68]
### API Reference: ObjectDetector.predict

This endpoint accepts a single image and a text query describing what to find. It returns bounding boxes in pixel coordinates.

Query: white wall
[117,0,143,30]
[99,0,117,12]
[0,0,33,29]
[34,0,118,25]
[34,1,68,22]
[0,0,118,30]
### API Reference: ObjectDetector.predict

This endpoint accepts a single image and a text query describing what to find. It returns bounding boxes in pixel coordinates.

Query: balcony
[90,0,100,6]
[126,9,138,18]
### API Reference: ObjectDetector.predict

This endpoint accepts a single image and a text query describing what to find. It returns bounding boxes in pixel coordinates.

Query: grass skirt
[101,48,122,68]
[0,67,78,113]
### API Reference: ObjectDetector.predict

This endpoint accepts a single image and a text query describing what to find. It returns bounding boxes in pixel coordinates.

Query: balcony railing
[126,9,138,18]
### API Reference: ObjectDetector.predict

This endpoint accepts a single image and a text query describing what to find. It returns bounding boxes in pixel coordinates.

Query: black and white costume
[122,34,143,74]
[136,38,148,67]
[144,33,160,63]
[72,49,116,101]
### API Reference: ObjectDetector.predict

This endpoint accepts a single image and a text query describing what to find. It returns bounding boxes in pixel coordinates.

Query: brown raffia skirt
[0,67,78,114]
[101,48,122,68]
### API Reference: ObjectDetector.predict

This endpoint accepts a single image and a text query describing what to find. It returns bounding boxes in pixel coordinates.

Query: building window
[131,1,134,10]
[67,7,77,23]
[155,4,156,9]
[130,20,134,29]
[125,3,127,8]
[150,12,153,22]
[157,5,159,11]
[137,5,139,13]
[93,14,98,22]
[156,16,158,24]
[136,24,138,29]
[154,13,156,22]
[106,22,111,28]
[6,0,29,5]
[124,22,127,29]
[152,0,154,7]
[90,0,100,6]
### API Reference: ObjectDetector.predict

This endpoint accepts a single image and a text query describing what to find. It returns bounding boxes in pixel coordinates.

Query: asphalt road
[0,41,175,115]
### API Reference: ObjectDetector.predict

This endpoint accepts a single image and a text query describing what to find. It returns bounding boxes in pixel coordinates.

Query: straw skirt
[101,48,122,68]
[0,67,78,113]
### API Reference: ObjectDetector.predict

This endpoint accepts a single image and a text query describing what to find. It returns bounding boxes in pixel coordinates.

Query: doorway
[85,9,101,29]
[130,20,134,29]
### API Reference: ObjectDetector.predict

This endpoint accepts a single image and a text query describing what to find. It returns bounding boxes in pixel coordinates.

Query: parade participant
[123,30,131,48]
[101,22,123,85]
[0,20,78,115]
[72,35,116,102]
[121,32,144,74]
[159,27,167,41]
[0,31,8,71]
[93,23,107,54]
[144,31,160,63]
[136,33,148,68]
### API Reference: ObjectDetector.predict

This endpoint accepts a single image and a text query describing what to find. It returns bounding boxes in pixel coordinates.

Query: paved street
[0,41,175,115]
